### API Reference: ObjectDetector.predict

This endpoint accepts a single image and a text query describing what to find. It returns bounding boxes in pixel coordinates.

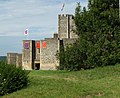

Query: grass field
[2,64,120,98]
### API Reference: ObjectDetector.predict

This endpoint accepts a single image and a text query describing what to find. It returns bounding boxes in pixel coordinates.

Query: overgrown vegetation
[58,0,120,70]
[0,61,29,96]
[2,64,120,98]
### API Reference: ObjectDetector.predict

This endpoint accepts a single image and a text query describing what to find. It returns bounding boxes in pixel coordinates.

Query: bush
[0,61,29,96]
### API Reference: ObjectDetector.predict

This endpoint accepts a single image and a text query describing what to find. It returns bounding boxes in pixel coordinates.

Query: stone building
[7,53,22,67]
[7,14,77,70]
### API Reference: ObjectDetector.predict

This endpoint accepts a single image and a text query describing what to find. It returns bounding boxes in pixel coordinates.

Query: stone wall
[16,54,22,67]
[58,14,78,39]
[7,53,22,67]
[58,14,69,38]
[40,38,59,70]
[22,40,35,70]
[7,53,17,65]
[22,38,59,70]
[69,16,78,38]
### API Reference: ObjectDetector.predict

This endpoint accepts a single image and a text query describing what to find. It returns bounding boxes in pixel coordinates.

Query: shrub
[57,42,84,71]
[0,61,29,96]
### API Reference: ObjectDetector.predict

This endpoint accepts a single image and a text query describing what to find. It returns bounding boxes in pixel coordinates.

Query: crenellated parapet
[58,14,78,39]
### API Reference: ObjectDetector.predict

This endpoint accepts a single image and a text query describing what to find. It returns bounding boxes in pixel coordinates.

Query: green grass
[2,64,120,98]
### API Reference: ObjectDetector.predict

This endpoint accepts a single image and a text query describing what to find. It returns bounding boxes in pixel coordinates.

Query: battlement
[59,14,73,17]
[58,14,77,39]
[58,14,74,20]
[7,53,17,57]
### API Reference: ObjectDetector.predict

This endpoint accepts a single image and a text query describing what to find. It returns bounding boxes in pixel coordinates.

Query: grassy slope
[2,64,120,98]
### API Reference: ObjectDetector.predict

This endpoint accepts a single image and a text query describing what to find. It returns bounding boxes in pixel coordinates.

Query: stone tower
[7,53,17,65]
[7,53,22,67]
[58,14,77,39]
[22,40,35,70]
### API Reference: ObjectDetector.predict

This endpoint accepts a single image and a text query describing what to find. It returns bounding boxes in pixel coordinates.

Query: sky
[0,0,88,56]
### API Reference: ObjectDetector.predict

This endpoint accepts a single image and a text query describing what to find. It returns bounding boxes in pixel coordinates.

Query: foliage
[0,61,29,96]
[58,0,120,70]
[58,43,81,71]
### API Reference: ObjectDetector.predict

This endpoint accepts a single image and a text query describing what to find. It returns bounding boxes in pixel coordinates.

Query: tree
[74,0,120,67]
[58,0,120,70]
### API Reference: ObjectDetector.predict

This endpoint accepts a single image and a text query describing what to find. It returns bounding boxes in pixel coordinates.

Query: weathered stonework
[40,38,59,70]
[16,54,22,67]
[7,53,17,65]
[58,14,78,39]
[7,53,22,67]
[7,14,77,70]
[22,40,35,70]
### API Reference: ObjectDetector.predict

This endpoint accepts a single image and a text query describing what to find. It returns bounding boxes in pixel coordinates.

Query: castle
[7,14,78,70]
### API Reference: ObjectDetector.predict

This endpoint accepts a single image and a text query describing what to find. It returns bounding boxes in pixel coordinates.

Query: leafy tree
[58,0,120,70]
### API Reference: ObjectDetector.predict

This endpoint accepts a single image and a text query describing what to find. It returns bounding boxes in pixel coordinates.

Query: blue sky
[0,0,88,56]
